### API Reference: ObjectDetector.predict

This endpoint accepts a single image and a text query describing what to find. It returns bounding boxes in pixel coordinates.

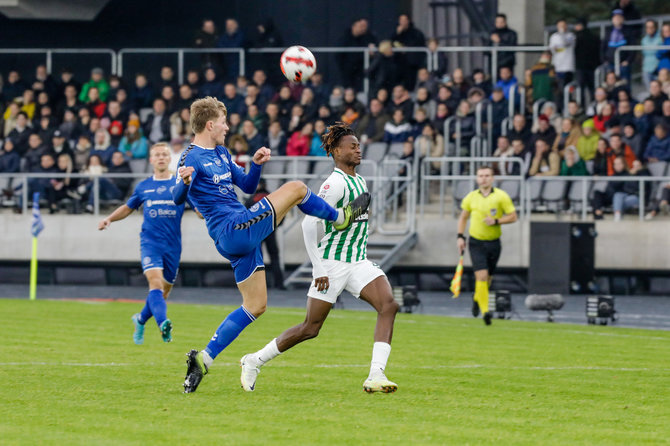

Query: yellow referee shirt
[461,187,515,240]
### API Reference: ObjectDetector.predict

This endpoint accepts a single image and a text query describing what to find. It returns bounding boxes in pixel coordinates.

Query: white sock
[256,338,281,365]
[201,350,213,369]
[335,209,345,225]
[369,342,391,378]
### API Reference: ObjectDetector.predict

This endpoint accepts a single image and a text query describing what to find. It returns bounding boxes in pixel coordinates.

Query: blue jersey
[172,144,262,241]
[126,175,187,247]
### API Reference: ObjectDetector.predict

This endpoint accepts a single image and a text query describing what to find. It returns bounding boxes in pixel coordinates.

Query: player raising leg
[240,123,399,393]
[172,98,370,393]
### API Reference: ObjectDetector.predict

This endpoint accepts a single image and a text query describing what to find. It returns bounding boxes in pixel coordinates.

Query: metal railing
[419,157,526,218]
[544,15,670,44]
[250,46,432,99]
[435,46,549,84]
[0,48,117,75]
[117,48,245,85]
[614,45,670,78]
[524,175,670,221]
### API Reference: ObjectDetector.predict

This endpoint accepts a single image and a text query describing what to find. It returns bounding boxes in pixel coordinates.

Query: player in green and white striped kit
[240,123,400,393]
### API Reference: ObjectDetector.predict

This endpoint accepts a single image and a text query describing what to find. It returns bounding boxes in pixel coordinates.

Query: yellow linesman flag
[450,255,464,298]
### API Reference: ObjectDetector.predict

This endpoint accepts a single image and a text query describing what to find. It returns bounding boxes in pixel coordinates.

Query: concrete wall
[2,213,669,271]
[498,0,546,79]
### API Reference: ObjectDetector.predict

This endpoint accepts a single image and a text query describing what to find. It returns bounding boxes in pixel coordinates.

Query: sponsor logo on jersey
[219,185,228,195]
[149,209,158,218]
[169,186,175,194]
[323,184,330,190]
[144,189,155,193]
[157,186,166,194]
[249,203,260,212]
[214,158,222,166]
[213,174,220,184]
[147,199,176,207]
[142,256,152,266]
[219,172,231,180]
[158,209,177,216]
[203,162,213,167]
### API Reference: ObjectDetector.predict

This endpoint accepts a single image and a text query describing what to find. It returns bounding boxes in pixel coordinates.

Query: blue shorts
[215,197,276,283]
[140,242,181,284]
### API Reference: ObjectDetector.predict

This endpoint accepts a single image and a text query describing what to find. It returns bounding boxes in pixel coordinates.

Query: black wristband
[495,218,499,225]
[457,233,466,241]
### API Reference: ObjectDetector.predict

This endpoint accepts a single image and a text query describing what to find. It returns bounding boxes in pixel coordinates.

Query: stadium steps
[283,232,418,289]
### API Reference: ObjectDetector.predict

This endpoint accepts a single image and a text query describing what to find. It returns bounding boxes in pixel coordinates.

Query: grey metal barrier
[525,175,670,221]
[0,48,117,75]
[419,157,525,218]
[563,81,582,114]
[118,48,245,85]
[544,15,670,45]
[435,46,549,84]
[614,45,670,79]
[249,46,432,100]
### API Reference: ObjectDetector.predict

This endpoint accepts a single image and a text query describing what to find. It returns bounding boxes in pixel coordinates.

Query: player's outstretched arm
[173,166,195,205]
[301,215,329,290]
[98,204,134,230]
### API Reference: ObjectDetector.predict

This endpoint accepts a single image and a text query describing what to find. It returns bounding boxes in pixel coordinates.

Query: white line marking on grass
[0,362,134,367]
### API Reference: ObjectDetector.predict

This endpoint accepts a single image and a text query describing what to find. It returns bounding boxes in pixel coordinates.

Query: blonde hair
[190,96,227,134]
[149,142,170,156]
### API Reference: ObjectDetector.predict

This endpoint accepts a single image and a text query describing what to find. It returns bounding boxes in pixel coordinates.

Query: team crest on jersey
[250,203,260,212]
[169,186,175,194]
[157,186,166,194]
[214,158,222,166]
[323,184,330,190]
[219,185,228,195]
[142,256,152,266]
[213,174,220,184]
[149,209,158,218]
[490,209,497,216]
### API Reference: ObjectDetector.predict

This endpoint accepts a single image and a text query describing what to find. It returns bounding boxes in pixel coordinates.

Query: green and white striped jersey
[317,168,369,263]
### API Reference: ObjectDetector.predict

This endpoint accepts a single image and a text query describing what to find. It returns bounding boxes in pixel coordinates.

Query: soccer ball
[280,45,317,83]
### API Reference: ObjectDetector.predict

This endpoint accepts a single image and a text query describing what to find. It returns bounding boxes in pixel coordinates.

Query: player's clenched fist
[178,166,195,185]
[252,147,271,165]
[98,218,111,231]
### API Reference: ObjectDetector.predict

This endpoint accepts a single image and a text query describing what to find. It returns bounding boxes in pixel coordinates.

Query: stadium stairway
[282,231,418,288]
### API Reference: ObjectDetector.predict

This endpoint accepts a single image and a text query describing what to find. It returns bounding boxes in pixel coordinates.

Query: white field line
[1,362,667,372]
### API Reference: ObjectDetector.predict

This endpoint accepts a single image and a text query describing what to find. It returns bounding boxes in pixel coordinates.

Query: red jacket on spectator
[286,131,310,156]
[593,114,611,133]
[607,144,636,176]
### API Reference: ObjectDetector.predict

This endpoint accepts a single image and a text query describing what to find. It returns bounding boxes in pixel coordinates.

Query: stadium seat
[567,179,592,213]
[528,179,544,210]
[497,180,520,203]
[452,179,474,215]
[308,159,334,190]
[364,142,388,163]
[386,142,405,160]
[541,180,567,211]
[647,161,668,177]
[262,159,286,191]
[138,108,153,123]
[129,159,147,173]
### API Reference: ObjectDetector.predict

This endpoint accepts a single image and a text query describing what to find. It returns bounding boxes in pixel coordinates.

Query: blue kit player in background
[98,143,200,344]
[174,97,370,393]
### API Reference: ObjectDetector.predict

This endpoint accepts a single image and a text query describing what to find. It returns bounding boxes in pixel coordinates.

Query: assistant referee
[457,165,517,325]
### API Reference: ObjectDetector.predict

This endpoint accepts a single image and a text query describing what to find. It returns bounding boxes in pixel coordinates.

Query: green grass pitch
[1,298,669,445]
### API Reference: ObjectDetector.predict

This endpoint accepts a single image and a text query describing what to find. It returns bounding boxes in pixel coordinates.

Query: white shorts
[307,259,386,304]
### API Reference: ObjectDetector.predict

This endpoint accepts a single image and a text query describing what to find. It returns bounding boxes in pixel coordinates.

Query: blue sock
[297,189,338,221]
[146,289,167,327]
[138,301,152,324]
[204,306,256,359]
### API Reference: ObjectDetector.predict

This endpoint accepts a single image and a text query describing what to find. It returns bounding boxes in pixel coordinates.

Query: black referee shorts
[468,236,501,276]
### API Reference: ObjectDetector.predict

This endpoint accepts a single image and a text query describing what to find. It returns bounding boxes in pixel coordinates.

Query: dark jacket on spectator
[357,112,390,143]
[383,120,412,143]
[508,125,532,147]
[575,28,602,71]
[7,127,32,156]
[2,79,27,101]
[265,130,287,156]
[644,135,670,161]
[143,114,170,144]
[108,160,133,197]
[488,26,518,68]
[23,145,47,172]
[368,53,402,94]
[131,85,154,111]
[602,26,636,65]
[0,149,20,173]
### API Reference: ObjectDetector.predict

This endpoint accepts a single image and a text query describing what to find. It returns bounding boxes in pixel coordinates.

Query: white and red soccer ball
[280,45,316,83]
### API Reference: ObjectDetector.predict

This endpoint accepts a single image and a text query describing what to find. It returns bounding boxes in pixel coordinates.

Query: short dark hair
[496,13,507,21]
[477,165,494,174]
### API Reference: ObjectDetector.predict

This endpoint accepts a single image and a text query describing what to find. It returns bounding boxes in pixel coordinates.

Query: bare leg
[266,180,310,226]
[144,268,165,291]
[358,276,399,343]
[237,269,268,318]
[276,298,333,352]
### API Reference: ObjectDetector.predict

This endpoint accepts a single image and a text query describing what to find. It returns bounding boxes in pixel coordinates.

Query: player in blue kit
[99,143,198,344]
[174,97,370,393]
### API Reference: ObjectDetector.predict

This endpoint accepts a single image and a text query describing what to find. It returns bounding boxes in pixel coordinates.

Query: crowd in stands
[0,1,669,219]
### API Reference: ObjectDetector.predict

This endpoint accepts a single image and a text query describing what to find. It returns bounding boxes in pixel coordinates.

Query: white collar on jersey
[334,167,359,178]
[152,175,174,181]
[192,143,216,150]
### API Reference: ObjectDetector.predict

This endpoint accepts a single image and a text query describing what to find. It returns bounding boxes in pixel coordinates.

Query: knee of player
[300,322,322,340]
[247,302,266,317]
[285,180,307,198]
[382,299,400,316]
